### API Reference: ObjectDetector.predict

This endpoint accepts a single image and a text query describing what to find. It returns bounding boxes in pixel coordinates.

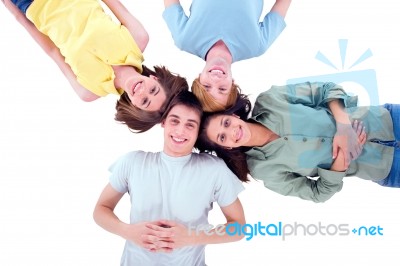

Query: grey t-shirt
[109,151,244,266]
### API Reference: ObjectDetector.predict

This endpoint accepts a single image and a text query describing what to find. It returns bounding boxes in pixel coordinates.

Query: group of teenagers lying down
[4,0,399,265]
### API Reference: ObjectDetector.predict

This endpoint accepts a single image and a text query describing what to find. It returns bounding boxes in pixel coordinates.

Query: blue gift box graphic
[287,39,379,106]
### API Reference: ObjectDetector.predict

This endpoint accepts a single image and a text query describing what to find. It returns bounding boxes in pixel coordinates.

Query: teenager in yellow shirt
[3,0,188,132]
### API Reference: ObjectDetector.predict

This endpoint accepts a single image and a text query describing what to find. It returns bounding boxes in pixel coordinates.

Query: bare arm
[195,198,246,244]
[93,183,127,237]
[163,0,180,8]
[328,99,364,166]
[146,198,246,250]
[329,99,351,125]
[270,0,292,18]
[2,0,99,101]
[329,99,351,170]
[102,0,149,52]
[330,120,367,172]
[93,183,173,250]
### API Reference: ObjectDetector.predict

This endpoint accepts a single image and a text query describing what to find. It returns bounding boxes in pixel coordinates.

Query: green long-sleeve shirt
[246,82,395,203]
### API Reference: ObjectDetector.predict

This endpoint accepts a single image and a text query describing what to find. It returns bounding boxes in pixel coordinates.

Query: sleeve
[74,51,118,97]
[162,3,189,49]
[254,82,358,116]
[212,160,245,207]
[259,11,286,52]
[108,152,137,194]
[75,25,144,97]
[248,156,344,203]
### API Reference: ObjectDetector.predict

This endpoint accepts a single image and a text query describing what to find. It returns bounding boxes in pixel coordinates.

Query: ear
[149,75,158,81]
[232,114,239,118]
[161,120,165,128]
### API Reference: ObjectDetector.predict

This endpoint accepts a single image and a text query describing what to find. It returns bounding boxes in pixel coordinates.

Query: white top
[109,151,244,266]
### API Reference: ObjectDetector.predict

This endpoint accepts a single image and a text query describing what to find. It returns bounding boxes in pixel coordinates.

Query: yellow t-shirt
[27,0,144,96]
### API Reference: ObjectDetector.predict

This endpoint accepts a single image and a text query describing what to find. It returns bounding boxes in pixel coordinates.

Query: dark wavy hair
[195,95,252,182]
[162,90,203,122]
[115,65,189,133]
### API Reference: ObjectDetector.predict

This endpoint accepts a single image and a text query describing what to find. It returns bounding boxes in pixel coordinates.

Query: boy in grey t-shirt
[93,91,245,266]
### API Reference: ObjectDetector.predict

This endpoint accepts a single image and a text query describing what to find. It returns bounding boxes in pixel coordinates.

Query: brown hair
[191,77,240,112]
[162,90,203,123]
[195,96,252,182]
[115,65,188,133]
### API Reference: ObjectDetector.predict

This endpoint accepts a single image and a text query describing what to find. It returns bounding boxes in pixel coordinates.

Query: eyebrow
[188,119,199,126]
[168,114,199,126]
[168,114,180,119]
[216,117,224,142]
[154,86,160,96]
[219,90,228,95]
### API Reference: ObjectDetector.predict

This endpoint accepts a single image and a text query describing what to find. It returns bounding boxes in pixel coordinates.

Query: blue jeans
[375,104,400,187]
[11,0,33,14]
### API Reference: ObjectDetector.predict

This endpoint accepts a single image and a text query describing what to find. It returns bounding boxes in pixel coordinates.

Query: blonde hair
[191,77,239,112]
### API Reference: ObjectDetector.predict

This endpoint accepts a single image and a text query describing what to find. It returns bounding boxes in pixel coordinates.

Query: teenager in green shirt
[196,82,399,203]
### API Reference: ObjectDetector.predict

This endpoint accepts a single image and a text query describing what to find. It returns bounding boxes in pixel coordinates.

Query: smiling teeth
[211,69,224,74]
[134,82,142,91]
[172,137,185,142]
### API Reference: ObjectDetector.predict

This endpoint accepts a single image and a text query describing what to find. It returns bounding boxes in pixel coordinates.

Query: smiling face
[199,58,233,106]
[124,75,167,111]
[206,114,251,148]
[162,104,201,157]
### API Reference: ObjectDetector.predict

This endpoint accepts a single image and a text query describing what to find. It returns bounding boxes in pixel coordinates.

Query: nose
[131,89,147,107]
[175,124,186,135]
[210,73,222,81]
[232,126,240,142]
[207,87,218,99]
[137,85,146,96]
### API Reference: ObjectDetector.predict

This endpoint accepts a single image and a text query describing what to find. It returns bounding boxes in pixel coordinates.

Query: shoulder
[190,153,237,178]
[115,150,160,164]
[190,152,226,165]
[254,85,291,106]
[163,2,185,19]
[109,151,162,174]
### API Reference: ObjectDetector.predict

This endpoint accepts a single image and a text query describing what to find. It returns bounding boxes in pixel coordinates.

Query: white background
[1,1,400,265]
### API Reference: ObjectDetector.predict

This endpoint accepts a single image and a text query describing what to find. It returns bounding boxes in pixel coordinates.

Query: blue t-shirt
[163,0,286,62]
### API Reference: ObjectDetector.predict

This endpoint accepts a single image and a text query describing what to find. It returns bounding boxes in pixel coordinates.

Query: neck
[205,40,233,63]
[163,150,192,158]
[112,65,140,88]
[247,122,278,147]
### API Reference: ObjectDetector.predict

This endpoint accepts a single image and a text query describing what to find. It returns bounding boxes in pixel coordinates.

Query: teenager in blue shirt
[162,0,291,112]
